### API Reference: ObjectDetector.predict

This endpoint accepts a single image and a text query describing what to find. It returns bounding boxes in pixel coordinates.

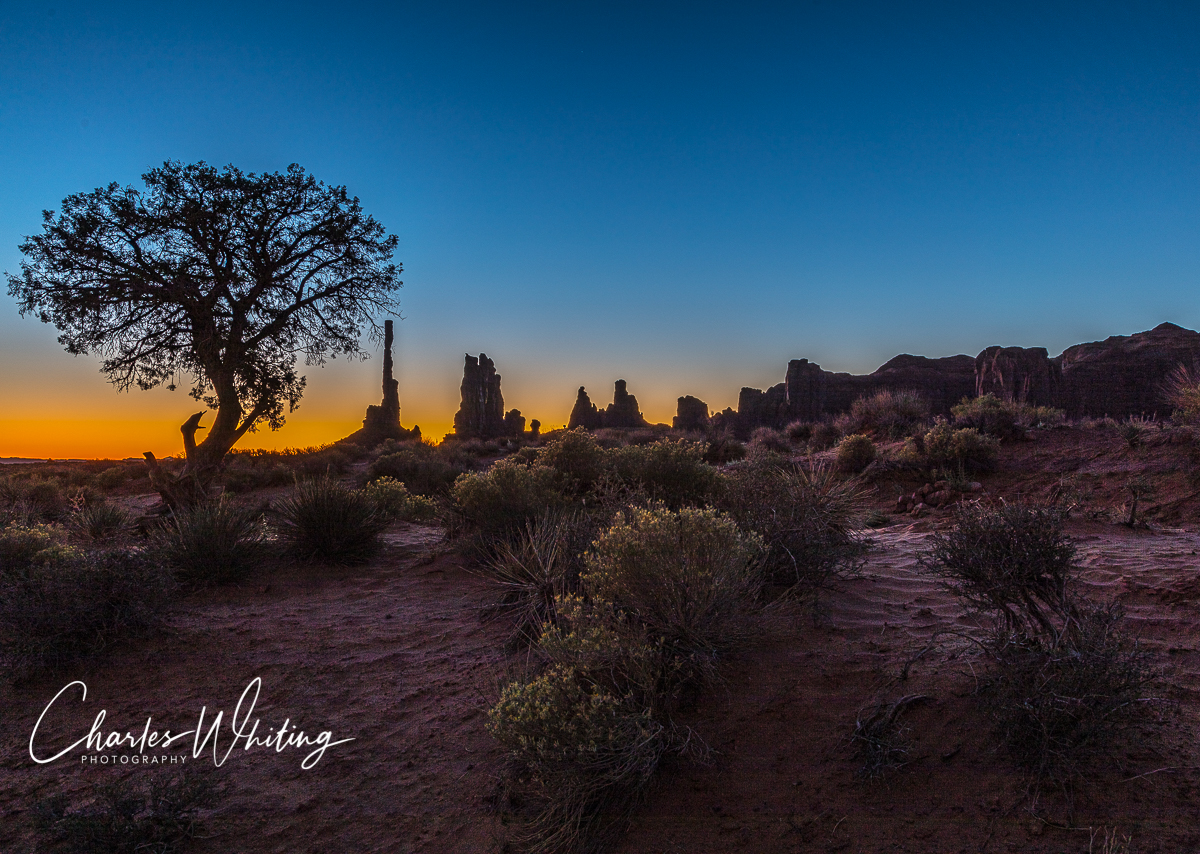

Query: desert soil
[3,425,1200,853]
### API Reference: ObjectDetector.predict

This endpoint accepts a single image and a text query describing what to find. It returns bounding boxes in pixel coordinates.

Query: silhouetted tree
[7,161,401,508]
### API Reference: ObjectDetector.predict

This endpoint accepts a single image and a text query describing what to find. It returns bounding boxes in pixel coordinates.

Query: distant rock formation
[568,381,650,430]
[503,409,526,437]
[453,354,506,439]
[975,346,1060,406]
[673,396,710,431]
[568,387,602,430]
[604,380,649,429]
[1056,322,1200,417]
[340,320,420,446]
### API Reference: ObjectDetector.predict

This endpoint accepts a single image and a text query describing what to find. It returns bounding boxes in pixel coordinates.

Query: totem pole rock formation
[341,319,420,446]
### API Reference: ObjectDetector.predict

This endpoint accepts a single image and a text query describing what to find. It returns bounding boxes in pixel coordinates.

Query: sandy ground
[4,426,1200,852]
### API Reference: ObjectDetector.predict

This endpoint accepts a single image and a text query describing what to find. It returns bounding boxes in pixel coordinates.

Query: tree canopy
[7,161,402,505]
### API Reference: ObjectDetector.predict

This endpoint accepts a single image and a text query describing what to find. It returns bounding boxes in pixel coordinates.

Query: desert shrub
[702,433,746,465]
[368,449,461,496]
[451,460,565,554]
[359,477,438,523]
[583,505,762,663]
[478,510,596,649]
[720,460,867,591]
[983,601,1157,783]
[851,695,926,780]
[951,394,1027,441]
[538,428,609,495]
[273,477,388,565]
[608,439,721,509]
[923,502,1161,784]
[922,502,1074,638]
[67,501,132,543]
[221,461,294,493]
[488,663,669,854]
[6,477,70,520]
[785,420,814,443]
[922,419,999,474]
[836,434,877,473]
[848,389,930,438]
[808,421,842,451]
[35,769,218,854]
[95,466,130,491]
[0,549,175,678]
[748,427,791,455]
[0,522,68,571]
[156,500,268,583]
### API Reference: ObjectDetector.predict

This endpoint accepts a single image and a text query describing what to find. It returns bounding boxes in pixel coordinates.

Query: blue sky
[2,1,1199,454]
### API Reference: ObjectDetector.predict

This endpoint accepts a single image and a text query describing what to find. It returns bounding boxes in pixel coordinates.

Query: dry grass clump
[0,548,176,679]
[808,422,843,451]
[273,477,388,565]
[847,389,930,438]
[922,503,1161,789]
[155,500,268,583]
[720,460,868,592]
[35,770,218,854]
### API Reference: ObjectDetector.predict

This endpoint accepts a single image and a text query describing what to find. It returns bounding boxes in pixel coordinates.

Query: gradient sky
[2,1,1200,457]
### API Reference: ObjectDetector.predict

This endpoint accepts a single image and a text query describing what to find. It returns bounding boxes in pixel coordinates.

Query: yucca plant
[157,500,267,583]
[273,477,388,564]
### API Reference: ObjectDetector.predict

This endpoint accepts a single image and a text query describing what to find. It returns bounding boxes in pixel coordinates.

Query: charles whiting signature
[30,678,354,770]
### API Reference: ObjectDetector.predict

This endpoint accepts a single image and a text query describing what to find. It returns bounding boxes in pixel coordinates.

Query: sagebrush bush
[0,549,175,678]
[0,523,66,571]
[451,459,565,554]
[702,433,746,465]
[848,389,930,438]
[584,505,762,662]
[359,477,438,523]
[785,420,814,443]
[608,439,720,509]
[922,502,1074,638]
[982,601,1156,781]
[922,503,1161,784]
[538,428,609,495]
[95,466,130,491]
[748,427,791,455]
[836,434,877,473]
[952,394,1027,441]
[273,477,388,564]
[35,769,218,854]
[808,422,842,451]
[720,460,867,591]
[488,663,668,854]
[368,448,461,496]
[922,419,999,474]
[156,500,267,583]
